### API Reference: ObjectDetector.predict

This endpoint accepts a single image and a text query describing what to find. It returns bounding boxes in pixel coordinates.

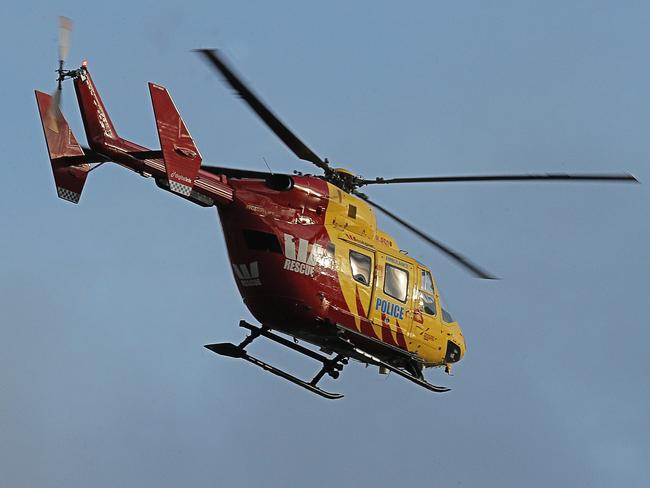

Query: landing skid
[205,321,347,400]
[341,339,450,393]
[206,320,449,398]
[336,328,450,393]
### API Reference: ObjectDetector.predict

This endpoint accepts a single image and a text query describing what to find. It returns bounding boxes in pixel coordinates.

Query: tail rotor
[47,16,73,129]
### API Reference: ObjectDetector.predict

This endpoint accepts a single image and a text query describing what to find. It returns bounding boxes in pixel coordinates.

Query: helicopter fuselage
[219,174,466,370]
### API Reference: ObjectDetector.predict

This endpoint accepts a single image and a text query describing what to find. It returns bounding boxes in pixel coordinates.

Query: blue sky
[1,1,648,487]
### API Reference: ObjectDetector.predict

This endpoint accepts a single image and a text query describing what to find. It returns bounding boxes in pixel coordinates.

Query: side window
[421,270,434,295]
[349,250,372,286]
[242,229,282,253]
[422,294,437,316]
[384,264,409,302]
[420,270,437,316]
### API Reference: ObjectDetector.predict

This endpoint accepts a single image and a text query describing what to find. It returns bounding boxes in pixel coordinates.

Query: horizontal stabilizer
[149,83,202,196]
[35,90,90,203]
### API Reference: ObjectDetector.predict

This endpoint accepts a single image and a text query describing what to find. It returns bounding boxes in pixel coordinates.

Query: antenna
[262,156,273,175]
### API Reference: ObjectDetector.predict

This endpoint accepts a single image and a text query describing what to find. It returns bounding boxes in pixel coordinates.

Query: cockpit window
[349,250,372,286]
[420,270,436,316]
[422,293,437,316]
[384,264,409,302]
[421,270,434,295]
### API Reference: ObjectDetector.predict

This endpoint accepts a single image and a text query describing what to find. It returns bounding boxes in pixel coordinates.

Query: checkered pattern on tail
[169,181,192,196]
[57,186,81,204]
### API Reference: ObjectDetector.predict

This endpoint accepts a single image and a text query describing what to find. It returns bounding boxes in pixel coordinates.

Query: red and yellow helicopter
[35,19,637,399]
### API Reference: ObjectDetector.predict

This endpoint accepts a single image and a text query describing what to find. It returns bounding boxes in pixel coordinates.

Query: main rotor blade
[356,192,497,279]
[195,49,330,174]
[359,173,639,186]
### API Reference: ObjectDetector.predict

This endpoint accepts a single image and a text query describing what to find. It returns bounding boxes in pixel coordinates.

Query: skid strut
[205,321,347,400]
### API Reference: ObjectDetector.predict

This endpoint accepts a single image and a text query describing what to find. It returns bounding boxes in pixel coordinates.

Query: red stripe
[394,320,408,349]
[380,312,400,347]
[356,286,377,339]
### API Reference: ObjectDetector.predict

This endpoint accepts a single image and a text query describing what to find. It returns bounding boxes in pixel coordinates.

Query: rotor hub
[327,167,362,192]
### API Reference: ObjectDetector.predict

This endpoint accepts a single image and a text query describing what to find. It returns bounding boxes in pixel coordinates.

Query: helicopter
[35,18,638,399]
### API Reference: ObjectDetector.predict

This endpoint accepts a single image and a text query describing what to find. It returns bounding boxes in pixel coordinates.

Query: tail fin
[73,66,119,148]
[148,83,202,196]
[35,90,90,203]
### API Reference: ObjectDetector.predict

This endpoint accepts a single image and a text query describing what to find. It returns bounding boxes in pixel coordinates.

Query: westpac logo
[232,262,261,287]
[283,234,324,277]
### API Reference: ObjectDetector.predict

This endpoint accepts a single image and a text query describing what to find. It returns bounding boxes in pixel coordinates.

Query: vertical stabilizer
[35,90,90,203]
[148,82,202,196]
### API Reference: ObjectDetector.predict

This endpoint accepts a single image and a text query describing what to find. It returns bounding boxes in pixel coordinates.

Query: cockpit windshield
[438,291,456,323]
[442,308,455,323]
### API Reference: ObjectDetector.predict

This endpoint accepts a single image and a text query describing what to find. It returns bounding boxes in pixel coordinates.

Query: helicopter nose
[444,340,463,363]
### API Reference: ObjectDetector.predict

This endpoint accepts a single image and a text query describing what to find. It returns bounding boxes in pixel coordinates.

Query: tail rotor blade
[47,16,72,131]
[48,16,73,130]
[58,16,73,63]
[46,87,63,131]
